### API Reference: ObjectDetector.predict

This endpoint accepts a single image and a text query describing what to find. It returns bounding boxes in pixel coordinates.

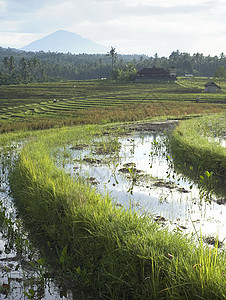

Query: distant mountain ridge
[20,30,108,54]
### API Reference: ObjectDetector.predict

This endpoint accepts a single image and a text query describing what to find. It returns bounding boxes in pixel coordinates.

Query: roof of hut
[205,82,221,88]
[138,67,170,76]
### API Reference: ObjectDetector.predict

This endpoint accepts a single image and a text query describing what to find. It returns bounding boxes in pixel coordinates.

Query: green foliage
[0,56,47,85]
[23,289,35,299]
[112,64,137,81]
[169,114,226,196]
[1,47,226,84]
[214,66,226,79]
[107,46,117,69]
[214,65,226,86]
[9,124,226,299]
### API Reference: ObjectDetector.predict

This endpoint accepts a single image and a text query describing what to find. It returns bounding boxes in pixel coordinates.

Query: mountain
[20,30,108,54]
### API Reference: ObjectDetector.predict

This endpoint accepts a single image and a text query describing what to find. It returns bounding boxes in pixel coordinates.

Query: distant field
[0,77,225,132]
[1,77,226,300]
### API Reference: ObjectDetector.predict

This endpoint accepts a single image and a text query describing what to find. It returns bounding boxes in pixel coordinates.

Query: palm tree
[107,46,117,68]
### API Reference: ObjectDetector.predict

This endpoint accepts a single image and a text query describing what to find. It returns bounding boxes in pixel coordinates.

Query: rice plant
[8,123,226,299]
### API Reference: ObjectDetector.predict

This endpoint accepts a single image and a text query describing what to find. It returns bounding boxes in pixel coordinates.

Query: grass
[1,78,226,298]
[8,124,226,299]
[169,114,226,197]
[0,78,225,133]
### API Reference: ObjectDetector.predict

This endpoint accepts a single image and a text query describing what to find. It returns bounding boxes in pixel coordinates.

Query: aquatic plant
[169,114,226,197]
[9,124,226,299]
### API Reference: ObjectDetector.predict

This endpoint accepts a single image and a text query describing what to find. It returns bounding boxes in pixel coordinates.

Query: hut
[204,82,221,93]
[136,67,177,82]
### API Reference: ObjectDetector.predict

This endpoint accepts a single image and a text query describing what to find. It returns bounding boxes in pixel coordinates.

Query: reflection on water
[210,136,226,148]
[0,131,225,298]
[67,132,226,244]
[0,148,75,300]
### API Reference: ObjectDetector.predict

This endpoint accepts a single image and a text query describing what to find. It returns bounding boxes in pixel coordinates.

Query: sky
[0,0,226,57]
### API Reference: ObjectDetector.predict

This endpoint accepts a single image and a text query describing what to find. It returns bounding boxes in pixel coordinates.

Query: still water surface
[67,131,226,243]
[0,130,225,299]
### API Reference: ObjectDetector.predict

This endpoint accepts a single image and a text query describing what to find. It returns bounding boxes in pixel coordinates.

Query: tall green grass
[169,114,226,196]
[9,124,226,299]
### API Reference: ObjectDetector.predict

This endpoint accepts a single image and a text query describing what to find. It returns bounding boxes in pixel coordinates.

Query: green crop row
[0,78,225,133]
[5,123,225,299]
[1,94,225,120]
[169,114,226,196]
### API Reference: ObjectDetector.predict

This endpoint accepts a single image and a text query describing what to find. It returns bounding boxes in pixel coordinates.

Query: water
[0,129,225,298]
[0,148,75,300]
[66,131,226,244]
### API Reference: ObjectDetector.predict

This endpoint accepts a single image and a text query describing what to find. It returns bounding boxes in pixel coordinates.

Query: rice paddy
[0,78,225,129]
[0,77,225,299]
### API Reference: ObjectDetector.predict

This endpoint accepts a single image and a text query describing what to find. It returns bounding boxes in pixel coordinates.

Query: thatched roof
[137,67,170,77]
[205,82,221,88]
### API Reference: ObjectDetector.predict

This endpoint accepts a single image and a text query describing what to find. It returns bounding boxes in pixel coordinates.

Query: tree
[107,46,117,68]
[9,56,15,73]
[112,64,137,81]
[3,56,10,71]
[214,65,226,86]
[19,57,29,82]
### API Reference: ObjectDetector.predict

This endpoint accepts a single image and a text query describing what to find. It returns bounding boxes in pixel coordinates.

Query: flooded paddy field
[0,147,78,299]
[0,121,225,299]
[65,123,226,245]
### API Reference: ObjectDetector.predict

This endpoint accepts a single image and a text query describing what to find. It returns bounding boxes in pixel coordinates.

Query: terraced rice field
[0,78,225,121]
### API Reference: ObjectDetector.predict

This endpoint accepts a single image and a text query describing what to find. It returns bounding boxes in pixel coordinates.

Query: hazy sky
[0,0,226,57]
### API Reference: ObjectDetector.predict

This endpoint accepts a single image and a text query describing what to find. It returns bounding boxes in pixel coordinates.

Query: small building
[136,66,177,82]
[185,74,194,78]
[204,82,221,93]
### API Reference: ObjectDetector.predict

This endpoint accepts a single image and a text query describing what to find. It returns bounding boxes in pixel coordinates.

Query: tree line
[0,47,226,85]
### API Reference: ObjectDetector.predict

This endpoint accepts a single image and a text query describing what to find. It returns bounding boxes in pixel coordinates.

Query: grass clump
[9,124,226,299]
[169,114,226,196]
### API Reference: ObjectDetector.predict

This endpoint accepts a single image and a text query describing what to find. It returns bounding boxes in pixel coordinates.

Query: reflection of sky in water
[66,132,226,243]
[0,152,72,299]
[208,136,226,148]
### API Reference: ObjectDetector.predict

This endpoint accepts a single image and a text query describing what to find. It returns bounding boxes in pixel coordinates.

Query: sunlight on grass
[7,122,226,300]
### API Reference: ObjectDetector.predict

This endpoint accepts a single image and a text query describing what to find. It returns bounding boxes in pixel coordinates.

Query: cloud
[5,0,62,12]
[0,0,226,56]
[1,0,224,32]
[0,32,42,48]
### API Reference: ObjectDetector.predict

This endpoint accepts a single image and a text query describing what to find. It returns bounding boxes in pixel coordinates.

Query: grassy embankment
[170,114,226,197]
[0,77,225,133]
[1,78,225,298]
[8,123,226,300]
